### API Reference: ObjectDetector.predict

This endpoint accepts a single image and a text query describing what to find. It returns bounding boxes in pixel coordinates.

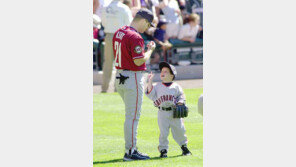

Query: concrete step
[93,64,203,85]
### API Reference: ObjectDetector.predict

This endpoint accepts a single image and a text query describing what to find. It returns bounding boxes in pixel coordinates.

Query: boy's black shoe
[160,149,168,158]
[181,145,192,156]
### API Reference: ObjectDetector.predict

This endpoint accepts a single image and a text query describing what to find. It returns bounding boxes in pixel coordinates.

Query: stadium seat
[166,39,203,64]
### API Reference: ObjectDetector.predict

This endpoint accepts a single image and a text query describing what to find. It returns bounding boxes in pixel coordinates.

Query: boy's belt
[158,107,172,111]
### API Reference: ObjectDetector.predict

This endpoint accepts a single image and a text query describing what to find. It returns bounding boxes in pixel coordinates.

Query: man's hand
[147,41,156,51]
[134,41,155,66]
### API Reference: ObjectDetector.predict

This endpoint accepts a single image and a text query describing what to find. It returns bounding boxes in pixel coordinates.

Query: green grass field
[93,88,203,167]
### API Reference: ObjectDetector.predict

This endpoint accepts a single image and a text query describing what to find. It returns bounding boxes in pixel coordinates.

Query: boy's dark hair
[159,62,177,80]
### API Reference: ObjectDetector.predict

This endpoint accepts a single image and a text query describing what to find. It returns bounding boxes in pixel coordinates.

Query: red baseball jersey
[112,26,146,71]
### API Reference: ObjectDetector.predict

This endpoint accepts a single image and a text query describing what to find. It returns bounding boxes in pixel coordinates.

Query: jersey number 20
[114,41,121,68]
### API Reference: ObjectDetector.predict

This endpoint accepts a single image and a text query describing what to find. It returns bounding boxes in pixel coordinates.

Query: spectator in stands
[151,18,172,65]
[130,0,142,17]
[123,0,132,8]
[177,0,186,11]
[157,0,181,39]
[177,13,201,43]
[93,14,101,70]
[94,0,112,18]
[93,14,101,40]
[176,0,187,23]
[141,0,160,23]
[154,18,168,44]
[101,0,133,93]
[93,0,99,14]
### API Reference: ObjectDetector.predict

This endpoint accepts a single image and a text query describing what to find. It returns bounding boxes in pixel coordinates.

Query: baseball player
[113,8,156,161]
[145,62,192,158]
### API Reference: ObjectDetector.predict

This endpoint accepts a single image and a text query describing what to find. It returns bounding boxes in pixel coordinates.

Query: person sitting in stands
[177,13,202,43]
[151,18,172,65]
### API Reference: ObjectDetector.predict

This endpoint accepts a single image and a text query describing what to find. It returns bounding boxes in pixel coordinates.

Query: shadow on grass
[93,158,123,164]
[93,155,183,164]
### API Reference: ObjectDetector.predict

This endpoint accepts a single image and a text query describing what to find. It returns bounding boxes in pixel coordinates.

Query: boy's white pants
[158,109,188,151]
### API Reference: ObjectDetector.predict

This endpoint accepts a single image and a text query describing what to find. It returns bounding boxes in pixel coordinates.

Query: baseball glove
[173,104,189,118]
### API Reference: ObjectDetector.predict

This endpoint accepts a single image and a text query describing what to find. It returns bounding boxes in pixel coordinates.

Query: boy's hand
[147,72,154,93]
[147,72,155,83]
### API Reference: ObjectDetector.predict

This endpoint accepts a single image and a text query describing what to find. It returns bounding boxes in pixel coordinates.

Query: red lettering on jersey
[115,31,125,40]
[156,100,160,106]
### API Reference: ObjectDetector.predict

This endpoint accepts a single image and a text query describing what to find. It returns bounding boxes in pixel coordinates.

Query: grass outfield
[93,88,203,167]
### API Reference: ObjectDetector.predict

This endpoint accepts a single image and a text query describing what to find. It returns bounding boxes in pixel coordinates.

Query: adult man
[113,8,156,161]
[101,0,133,93]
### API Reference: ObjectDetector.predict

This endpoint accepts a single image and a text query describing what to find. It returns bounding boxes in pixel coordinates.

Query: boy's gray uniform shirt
[146,82,185,108]
[145,82,188,151]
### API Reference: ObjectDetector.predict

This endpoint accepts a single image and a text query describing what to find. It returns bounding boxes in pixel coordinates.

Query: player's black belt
[158,107,172,111]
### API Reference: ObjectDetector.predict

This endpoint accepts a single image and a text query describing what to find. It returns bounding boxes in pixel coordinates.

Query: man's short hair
[133,13,145,22]
[132,9,155,27]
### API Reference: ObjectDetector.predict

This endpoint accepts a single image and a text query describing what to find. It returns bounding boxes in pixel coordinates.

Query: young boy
[145,62,192,158]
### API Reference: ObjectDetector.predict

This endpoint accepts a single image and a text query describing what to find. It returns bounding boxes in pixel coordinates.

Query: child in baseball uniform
[145,62,192,158]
